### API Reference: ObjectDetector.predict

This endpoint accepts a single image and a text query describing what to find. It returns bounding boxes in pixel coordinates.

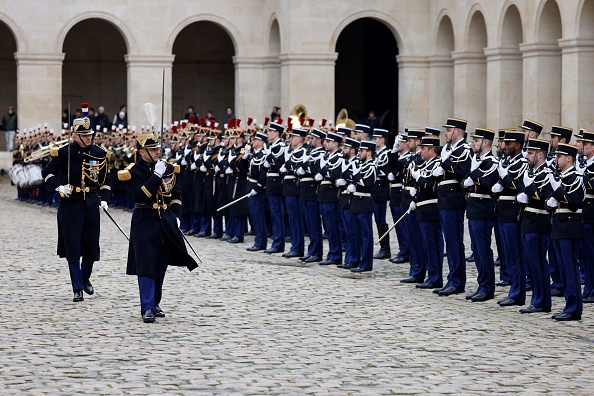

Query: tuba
[289,104,308,129]
[335,108,356,130]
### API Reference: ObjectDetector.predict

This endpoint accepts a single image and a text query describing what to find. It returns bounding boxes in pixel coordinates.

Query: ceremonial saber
[216,192,251,212]
[375,209,410,245]
[101,207,129,241]
[181,233,202,265]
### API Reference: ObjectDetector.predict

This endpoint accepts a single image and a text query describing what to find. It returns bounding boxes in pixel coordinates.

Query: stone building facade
[0,0,593,138]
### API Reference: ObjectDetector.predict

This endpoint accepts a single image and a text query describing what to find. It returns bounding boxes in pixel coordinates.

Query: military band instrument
[23,139,69,163]
[289,104,308,129]
[335,108,356,130]
[376,208,411,245]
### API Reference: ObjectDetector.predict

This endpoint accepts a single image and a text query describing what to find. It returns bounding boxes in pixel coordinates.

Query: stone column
[279,53,337,122]
[519,43,561,133]
[484,47,523,132]
[427,55,454,129]
[125,55,175,129]
[452,51,487,131]
[262,56,281,124]
[15,53,65,133]
[233,56,268,125]
[559,39,594,133]
[396,56,430,130]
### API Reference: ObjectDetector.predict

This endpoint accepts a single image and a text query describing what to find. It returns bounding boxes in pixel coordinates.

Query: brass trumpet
[23,139,69,163]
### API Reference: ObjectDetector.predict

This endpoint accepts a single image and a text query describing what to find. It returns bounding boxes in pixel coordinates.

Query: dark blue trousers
[180,213,191,231]
[248,194,267,249]
[200,215,211,234]
[267,194,285,251]
[499,221,526,304]
[522,232,551,310]
[68,255,94,292]
[404,211,426,279]
[390,204,409,259]
[341,207,360,265]
[548,240,563,292]
[285,196,304,254]
[553,238,583,317]
[303,201,323,257]
[374,201,388,226]
[320,202,342,262]
[468,219,496,295]
[355,212,373,270]
[494,221,509,282]
[419,221,444,286]
[440,209,466,289]
[582,223,594,298]
[138,243,169,315]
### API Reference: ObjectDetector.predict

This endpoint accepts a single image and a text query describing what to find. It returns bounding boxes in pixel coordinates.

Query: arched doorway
[62,18,127,127]
[335,18,398,129]
[172,22,235,122]
[264,19,281,123]
[0,20,17,150]
[430,15,455,128]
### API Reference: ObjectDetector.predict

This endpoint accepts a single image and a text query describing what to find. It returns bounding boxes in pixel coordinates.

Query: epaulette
[98,145,113,159]
[173,164,181,174]
[117,163,135,181]
[50,147,59,157]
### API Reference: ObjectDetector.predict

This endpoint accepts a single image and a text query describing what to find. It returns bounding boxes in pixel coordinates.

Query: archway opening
[498,5,523,129]
[62,18,127,128]
[335,18,398,129]
[430,15,455,128]
[463,11,488,129]
[0,21,17,150]
[172,22,235,122]
[265,19,281,122]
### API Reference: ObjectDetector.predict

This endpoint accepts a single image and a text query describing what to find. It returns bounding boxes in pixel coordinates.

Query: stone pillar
[262,56,281,123]
[427,55,454,129]
[559,39,594,133]
[484,48,523,132]
[233,56,268,125]
[520,43,561,134]
[125,55,175,130]
[452,51,487,131]
[15,53,65,133]
[396,56,430,130]
[279,53,337,122]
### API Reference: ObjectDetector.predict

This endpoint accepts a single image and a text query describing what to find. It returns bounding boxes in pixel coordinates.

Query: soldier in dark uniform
[245,131,269,251]
[516,138,554,313]
[491,130,528,307]
[263,121,287,254]
[348,140,377,272]
[371,128,392,259]
[462,128,499,302]
[580,131,594,304]
[41,103,111,302]
[118,132,198,323]
[388,131,411,264]
[546,143,585,321]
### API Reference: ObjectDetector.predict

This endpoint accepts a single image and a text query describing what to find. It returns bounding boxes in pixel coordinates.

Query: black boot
[373,224,391,259]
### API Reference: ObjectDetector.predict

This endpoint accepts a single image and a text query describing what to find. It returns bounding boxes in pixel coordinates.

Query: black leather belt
[135,203,169,210]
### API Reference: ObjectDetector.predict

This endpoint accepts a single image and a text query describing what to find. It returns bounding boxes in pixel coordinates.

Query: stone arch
[537,0,563,43]
[429,14,455,128]
[578,0,594,38]
[268,16,281,55]
[435,14,455,55]
[0,17,18,148]
[264,17,281,122]
[500,3,523,46]
[0,12,25,53]
[466,9,488,52]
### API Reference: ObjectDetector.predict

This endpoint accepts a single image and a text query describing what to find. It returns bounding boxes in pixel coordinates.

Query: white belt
[390,183,403,189]
[417,198,438,207]
[301,177,314,182]
[321,181,332,185]
[267,173,280,177]
[285,175,296,180]
[555,209,582,214]
[585,194,594,199]
[468,193,492,199]
[353,192,371,197]
[498,196,516,201]
[341,190,352,195]
[438,180,458,187]
[247,177,258,183]
[525,207,548,215]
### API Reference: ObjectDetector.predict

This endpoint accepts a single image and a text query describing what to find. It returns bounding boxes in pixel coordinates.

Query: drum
[8,164,28,188]
[25,164,44,187]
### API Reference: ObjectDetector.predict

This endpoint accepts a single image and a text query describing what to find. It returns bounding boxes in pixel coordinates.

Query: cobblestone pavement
[1,177,593,395]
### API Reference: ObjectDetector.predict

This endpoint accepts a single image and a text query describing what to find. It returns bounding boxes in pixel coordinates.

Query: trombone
[23,139,69,163]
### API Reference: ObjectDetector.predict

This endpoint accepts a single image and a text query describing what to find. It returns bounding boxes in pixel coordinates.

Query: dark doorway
[172,22,235,122]
[335,18,398,130]
[0,21,17,151]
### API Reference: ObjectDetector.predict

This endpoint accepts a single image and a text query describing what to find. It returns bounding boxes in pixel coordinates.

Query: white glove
[314,173,324,182]
[516,193,529,204]
[296,167,306,176]
[181,158,188,166]
[319,157,328,169]
[441,145,453,161]
[463,177,474,188]
[491,183,504,194]
[548,173,562,191]
[411,169,421,181]
[470,155,481,172]
[214,165,221,173]
[497,161,510,179]
[546,197,559,208]
[228,152,236,162]
[248,188,257,197]
[194,151,199,161]
[203,151,208,161]
[523,172,535,187]
[177,217,181,229]
[264,146,272,156]
[175,153,182,161]
[432,167,445,177]
[263,160,271,168]
[546,158,555,168]
[154,160,167,177]
[409,201,417,212]
[335,178,347,187]
[352,162,360,176]
[347,184,356,193]
[100,201,108,210]
[56,185,71,197]
[190,162,197,171]
[199,164,207,172]
[392,136,401,153]
[279,164,287,174]
[184,147,191,156]
[244,146,251,155]
[387,172,395,181]
[409,187,417,197]
[225,167,233,175]
[522,148,528,158]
